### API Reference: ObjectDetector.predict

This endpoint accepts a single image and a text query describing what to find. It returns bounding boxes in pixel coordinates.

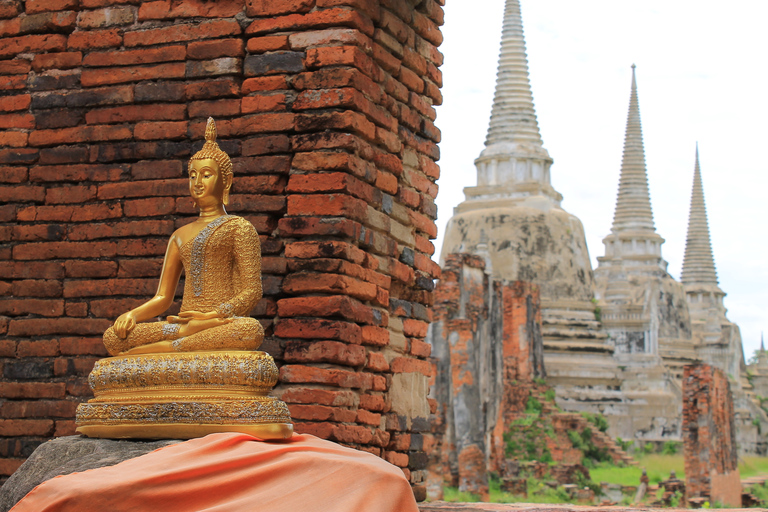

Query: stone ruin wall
[427,252,544,497]
[0,0,444,496]
[683,363,741,507]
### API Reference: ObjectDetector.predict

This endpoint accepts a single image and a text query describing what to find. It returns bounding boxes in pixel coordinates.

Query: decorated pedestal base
[76,351,293,440]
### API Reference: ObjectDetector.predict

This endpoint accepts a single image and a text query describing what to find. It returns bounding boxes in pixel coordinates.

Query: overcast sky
[434,1,768,359]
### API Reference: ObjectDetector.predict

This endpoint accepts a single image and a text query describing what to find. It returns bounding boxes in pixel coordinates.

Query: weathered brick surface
[683,364,741,507]
[0,0,443,495]
[426,253,545,498]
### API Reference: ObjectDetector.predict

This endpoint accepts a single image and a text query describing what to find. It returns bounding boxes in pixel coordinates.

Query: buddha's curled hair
[189,117,233,181]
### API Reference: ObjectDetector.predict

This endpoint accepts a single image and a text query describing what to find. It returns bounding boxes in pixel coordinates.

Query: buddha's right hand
[114,311,137,339]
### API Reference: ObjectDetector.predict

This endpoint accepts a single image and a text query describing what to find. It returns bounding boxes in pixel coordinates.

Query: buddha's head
[189,118,233,206]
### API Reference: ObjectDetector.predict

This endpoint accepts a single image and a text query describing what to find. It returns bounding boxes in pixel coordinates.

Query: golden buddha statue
[76,118,293,440]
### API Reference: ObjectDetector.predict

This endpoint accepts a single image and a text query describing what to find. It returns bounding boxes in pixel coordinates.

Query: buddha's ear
[222,173,232,205]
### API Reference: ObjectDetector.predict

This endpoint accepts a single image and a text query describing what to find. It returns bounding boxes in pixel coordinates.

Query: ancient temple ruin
[431,0,763,478]
[438,0,624,437]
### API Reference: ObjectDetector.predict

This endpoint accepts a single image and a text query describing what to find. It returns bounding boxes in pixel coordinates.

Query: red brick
[86,104,186,125]
[8,317,110,336]
[366,351,389,372]
[246,0,313,16]
[0,33,66,58]
[356,408,381,426]
[390,356,432,376]
[83,45,186,67]
[81,62,185,87]
[0,58,29,74]
[45,185,97,204]
[139,0,243,20]
[64,260,118,278]
[11,279,62,298]
[246,35,289,53]
[67,29,122,50]
[284,340,367,366]
[0,94,30,111]
[280,365,373,389]
[60,337,109,356]
[0,74,26,90]
[277,295,376,325]
[384,450,409,468]
[246,8,374,38]
[289,27,372,51]
[188,98,240,119]
[133,121,186,140]
[78,6,135,28]
[124,19,240,47]
[275,318,362,344]
[185,77,240,99]
[288,404,357,423]
[16,339,60,357]
[0,113,34,129]
[361,325,389,347]
[280,388,357,406]
[65,301,88,317]
[29,125,131,147]
[0,459,24,477]
[0,1,20,18]
[29,163,125,182]
[0,299,64,317]
[241,76,288,94]
[0,261,65,280]
[54,420,78,436]
[410,339,431,358]
[287,193,367,221]
[26,0,77,14]
[0,382,66,399]
[1,400,77,419]
[296,111,376,142]
[241,93,287,114]
[0,419,54,437]
[306,45,374,77]
[360,393,389,412]
[13,241,117,260]
[188,38,244,60]
[0,339,16,357]
[240,136,290,156]
[0,185,45,203]
[283,273,376,302]
[0,132,28,147]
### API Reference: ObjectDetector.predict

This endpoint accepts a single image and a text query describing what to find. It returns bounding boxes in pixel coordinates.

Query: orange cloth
[11,433,419,512]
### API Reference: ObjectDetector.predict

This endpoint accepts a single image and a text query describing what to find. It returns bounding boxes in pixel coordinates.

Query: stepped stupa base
[76,350,293,441]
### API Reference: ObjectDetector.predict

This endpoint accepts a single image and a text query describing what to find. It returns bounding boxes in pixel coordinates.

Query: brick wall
[0,0,444,495]
[683,364,740,507]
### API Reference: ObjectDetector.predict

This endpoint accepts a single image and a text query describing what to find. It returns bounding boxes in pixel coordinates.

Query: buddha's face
[189,158,227,206]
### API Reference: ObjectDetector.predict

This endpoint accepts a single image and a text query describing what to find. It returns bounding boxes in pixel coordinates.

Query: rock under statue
[75,118,293,440]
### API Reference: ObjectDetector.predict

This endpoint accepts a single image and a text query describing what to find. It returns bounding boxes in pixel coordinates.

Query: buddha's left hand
[168,310,234,337]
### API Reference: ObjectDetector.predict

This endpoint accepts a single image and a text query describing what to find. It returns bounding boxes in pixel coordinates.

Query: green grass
[590,454,686,486]
[740,456,768,479]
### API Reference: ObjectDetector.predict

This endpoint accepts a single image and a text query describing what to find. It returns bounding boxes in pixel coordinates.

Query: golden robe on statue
[103,215,265,355]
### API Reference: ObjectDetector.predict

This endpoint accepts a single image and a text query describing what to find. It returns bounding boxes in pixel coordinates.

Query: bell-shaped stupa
[441,0,622,416]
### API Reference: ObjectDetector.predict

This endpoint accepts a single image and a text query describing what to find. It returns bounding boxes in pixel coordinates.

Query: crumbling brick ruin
[683,364,741,507]
[0,0,444,495]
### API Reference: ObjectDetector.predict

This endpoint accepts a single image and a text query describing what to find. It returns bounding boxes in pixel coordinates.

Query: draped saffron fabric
[11,433,420,512]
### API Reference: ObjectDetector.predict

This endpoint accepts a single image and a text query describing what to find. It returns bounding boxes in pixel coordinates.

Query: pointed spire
[610,65,656,234]
[483,0,544,151]
[681,145,719,287]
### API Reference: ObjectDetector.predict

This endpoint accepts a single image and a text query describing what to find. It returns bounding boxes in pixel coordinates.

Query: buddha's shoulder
[223,215,257,233]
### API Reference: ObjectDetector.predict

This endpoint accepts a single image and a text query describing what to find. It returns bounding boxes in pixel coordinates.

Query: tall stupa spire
[610,65,656,234]
[681,145,719,287]
[465,0,560,207]
[596,66,666,272]
[483,0,543,150]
